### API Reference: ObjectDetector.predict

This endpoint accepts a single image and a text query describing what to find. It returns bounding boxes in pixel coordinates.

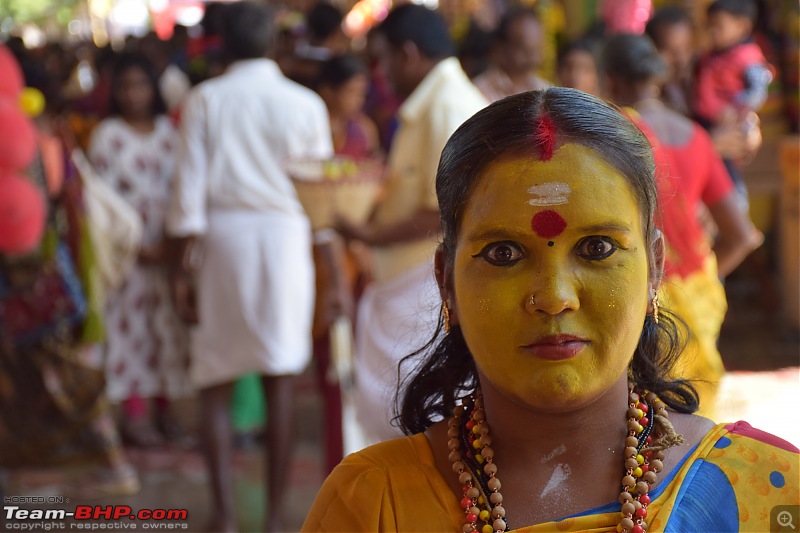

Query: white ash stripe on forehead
[527,182,572,206]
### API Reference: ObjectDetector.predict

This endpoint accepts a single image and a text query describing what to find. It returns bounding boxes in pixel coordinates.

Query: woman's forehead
[461,144,644,233]
[471,144,635,198]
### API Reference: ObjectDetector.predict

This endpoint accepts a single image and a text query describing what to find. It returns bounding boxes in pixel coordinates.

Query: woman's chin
[503,371,602,413]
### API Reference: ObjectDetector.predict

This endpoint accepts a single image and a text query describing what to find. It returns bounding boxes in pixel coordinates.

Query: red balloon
[0,172,46,255]
[0,45,23,101]
[0,99,37,171]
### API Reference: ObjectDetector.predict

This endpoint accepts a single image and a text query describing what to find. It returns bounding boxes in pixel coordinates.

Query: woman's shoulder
[661,420,799,532]
[697,420,799,456]
[704,420,800,463]
[661,415,798,490]
[342,433,435,470]
[90,116,126,139]
[302,434,460,532]
[675,417,799,469]
[314,434,439,504]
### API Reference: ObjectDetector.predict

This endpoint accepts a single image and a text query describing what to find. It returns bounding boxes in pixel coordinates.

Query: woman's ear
[647,229,665,313]
[434,244,458,326]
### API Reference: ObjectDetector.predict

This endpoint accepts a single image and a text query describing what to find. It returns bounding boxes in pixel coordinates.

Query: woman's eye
[576,237,617,260]
[473,242,524,266]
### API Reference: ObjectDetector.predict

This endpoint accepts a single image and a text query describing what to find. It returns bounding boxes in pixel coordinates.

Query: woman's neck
[479,373,631,462]
[472,374,635,524]
[614,83,660,109]
[122,114,156,134]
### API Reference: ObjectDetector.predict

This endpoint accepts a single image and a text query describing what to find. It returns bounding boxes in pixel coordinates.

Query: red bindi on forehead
[531,209,567,239]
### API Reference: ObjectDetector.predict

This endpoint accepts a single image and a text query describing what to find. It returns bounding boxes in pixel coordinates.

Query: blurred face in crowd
[381,41,420,98]
[557,50,600,96]
[707,11,751,51]
[320,73,368,117]
[498,16,543,77]
[653,22,694,83]
[114,66,154,120]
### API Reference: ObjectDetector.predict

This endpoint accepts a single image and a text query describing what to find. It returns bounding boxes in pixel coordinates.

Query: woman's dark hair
[315,54,366,89]
[108,52,167,117]
[601,33,668,84]
[378,4,454,60]
[644,6,693,48]
[397,87,698,435]
[221,1,274,61]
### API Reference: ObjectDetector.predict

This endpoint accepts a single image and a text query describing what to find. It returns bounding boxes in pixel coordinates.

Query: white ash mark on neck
[540,444,567,464]
[527,182,571,206]
[539,463,572,499]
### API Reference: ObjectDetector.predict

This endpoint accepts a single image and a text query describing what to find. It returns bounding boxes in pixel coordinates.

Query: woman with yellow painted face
[301,89,798,533]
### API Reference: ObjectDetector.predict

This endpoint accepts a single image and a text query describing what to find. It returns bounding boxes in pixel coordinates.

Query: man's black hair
[377,4,454,60]
[306,2,343,44]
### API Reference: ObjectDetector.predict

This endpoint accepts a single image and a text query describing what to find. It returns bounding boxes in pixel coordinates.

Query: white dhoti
[351,261,440,447]
[189,210,315,389]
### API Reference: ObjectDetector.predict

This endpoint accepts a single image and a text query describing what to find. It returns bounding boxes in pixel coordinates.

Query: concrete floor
[3,252,799,533]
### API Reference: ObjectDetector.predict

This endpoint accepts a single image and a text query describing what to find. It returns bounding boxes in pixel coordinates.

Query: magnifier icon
[778,510,796,529]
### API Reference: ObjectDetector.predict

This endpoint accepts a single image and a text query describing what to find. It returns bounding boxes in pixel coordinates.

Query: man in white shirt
[165,3,333,531]
[336,3,487,447]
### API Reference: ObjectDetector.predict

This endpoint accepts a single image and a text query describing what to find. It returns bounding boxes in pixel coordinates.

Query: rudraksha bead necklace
[448,384,684,533]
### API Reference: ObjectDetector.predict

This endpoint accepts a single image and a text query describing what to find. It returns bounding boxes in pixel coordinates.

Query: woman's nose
[524,269,580,316]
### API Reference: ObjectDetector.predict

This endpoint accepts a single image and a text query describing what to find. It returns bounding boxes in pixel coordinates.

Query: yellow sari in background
[659,255,728,419]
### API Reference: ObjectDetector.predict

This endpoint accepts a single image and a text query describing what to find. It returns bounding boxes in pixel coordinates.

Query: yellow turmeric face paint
[453,144,651,412]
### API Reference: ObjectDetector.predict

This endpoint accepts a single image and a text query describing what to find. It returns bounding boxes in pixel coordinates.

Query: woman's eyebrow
[574,222,633,234]
[464,226,529,244]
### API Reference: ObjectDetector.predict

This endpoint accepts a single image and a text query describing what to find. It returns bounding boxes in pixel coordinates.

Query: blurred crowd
[0,0,796,531]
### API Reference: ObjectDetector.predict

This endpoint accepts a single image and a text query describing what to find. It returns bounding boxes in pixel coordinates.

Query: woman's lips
[522,334,589,360]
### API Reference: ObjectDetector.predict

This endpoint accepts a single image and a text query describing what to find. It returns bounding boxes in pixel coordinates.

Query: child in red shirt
[693,0,772,204]
[693,0,773,127]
